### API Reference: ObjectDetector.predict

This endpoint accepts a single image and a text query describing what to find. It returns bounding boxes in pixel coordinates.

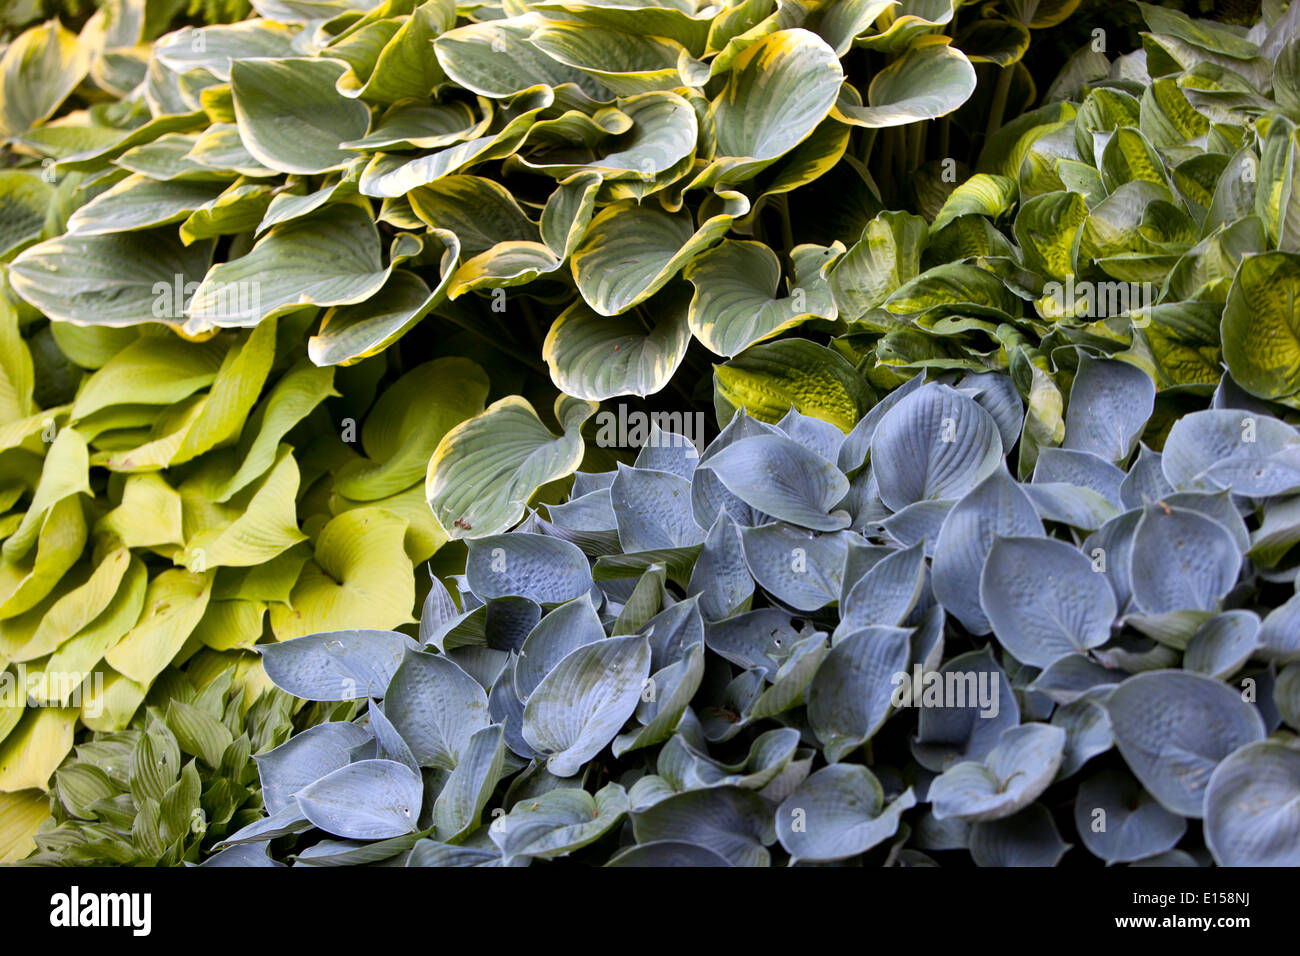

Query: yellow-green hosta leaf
[544,289,691,400]
[702,29,843,184]
[856,0,955,53]
[214,362,337,502]
[1257,118,1300,254]
[231,57,371,175]
[1221,252,1300,400]
[191,598,266,652]
[65,174,226,236]
[533,0,713,53]
[29,557,145,705]
[268,507,415,640]
[0,706,77,792]
[80,669,145,732]
[0,290,34,425]
[186,446,306,569]
[9,230,215,328]
[186,203,395,331]
[18,545,130,663]
[71,334,226,421]
[884,262,1018,317]
[1100,126,1169,192]
[432,16,597,99]
[335,357,489,501]
[448,241,563,297]
[104,567,213,687]
[331,483,447,563]
[427,394,597,540]
[714,338,875,431]
[833,41,975,128]
[530,22,694,96]
[571,190,749,315]
[96,473,184,549]
[686,240,839,357]
[2,428,89,563]
[179,181,277,244]
[172,317,278,464]
[342,99,484,151]
[1015,189,1088,284]
[92,395,208,473]
[930,174,1019,234]
[309,238,458,366]
[0,788,49,862]
[154,20,300,81]
[213,542,309,605]
[0,19,91,137]
[541,171,602,260]
[828,210,927,320]
[337,1,451,105]
[185,123,276,178]
[47,323,140,371]
[0,171,55,259]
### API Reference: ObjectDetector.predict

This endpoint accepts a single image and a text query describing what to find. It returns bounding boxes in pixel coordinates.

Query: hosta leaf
[1074,769,1187,864]
[521,634,650,777]
[630,786,776,867]
[776,765,915,862]
[808,625,912,762]
[714,339,874,432]
[427,395,597,540]
[1107,670,1264,817]
[104,568,212,688]
[1221,251,1300,400]
[493,782,628,861]
[832,42,975,128]
[260,630,414,701]
[701,432,850,532]
[466,533,592,605]
[433,724,505,842]
[740,523,848,613]
[385,649,491,771]
[930,724,1066,822]
[0,707,77,792]
[514,595,605,700]
[1130,502,1240,615]
[829,211,926,320]
[296,759,422,840]
[1062,356,1156,462]
[610,465,703,553]
[0,20,90,137]
[231,57,370,175]
[1204,740,1300,866]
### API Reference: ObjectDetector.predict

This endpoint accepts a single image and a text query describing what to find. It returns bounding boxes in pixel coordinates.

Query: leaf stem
[984,66,1015,148]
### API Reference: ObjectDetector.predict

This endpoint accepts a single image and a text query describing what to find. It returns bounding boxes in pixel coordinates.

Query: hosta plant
[226,363,1300,866]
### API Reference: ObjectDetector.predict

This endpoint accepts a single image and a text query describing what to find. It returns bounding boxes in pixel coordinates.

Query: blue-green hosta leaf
[837,372,926,474]
[231,57,370,175]
[631,786,776,867]
[932,466,1044,634]
[432,16,598,99]
[1259,593,1300,662]
[980,536,1117,669]
[296,759,423,840]
[570,191,748,315]
[514,595,605,700]
[838,540,927,635]
[831,42,975,128]
[1120,445,1174,508]
[685,240,838,357]
[1130,502,1241,615]
[493,782,630,862]
[642,596,705,673]
[1107,669,1265,817]
[185,203,398,331]
[913,647,1020,772]
[529,23,695,96]
[776,764,916,862]
[254,721,372,816]
[260,630,416,701]
[367,699,418,772]
[1184,611,1261,679]
[428,395,598,540]
[871,383,1003,512]
[875,499,953,556]
[1062,356,1156,462]
[1161,408,1300,497]
[605,841,732,866]
[522,634,651,777]
[9,231,213,328]
[776,407,845,465]
[968,803,1070,867]
[433,724,506,842]
[384,650,491,772]
[808,626,912,762]
[1074,769,1187,864]
[1051,693,1115,778]
[609,464,704,553]
[1204,740,1300,867]
[406,840,500,867]
[704,608,801,680]
[613,643,706,755]
[634,423,699,481]
[544,295,691,401]
[740,523,849,613]
[466,533,593,605]
[930,724,1066,822]
[701,433,850,532]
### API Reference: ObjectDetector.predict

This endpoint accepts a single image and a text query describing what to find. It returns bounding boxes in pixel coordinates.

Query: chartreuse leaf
[1204,740,1300,867]
[2,426,89,563]
[231,57,371,175]
[777,764,915,862]
[268,507,415,640]
[1221,252,1300,401]
[334,358,489,501]
[1108,670,1264,817]
[0,19,90,137]
[103,568,212,688]
[713,339,874,431]
[15,545,130,662]
[522,634,651,777]
[0,789,49,862]
[0,706,78,792]
[427,395,597,540]
[186,446,306,568]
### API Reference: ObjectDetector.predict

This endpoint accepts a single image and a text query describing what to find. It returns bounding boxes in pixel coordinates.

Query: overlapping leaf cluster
[223,363,1300,867]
